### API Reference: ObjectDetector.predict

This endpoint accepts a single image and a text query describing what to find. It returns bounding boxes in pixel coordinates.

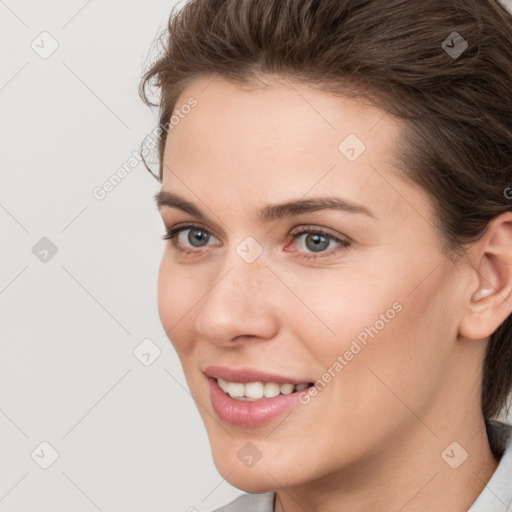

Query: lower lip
[208,377,305,427]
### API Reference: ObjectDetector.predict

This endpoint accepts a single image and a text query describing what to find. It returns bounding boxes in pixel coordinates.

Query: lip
[204,365,312,385]
[207,376,308,427]
[204,366,314,427]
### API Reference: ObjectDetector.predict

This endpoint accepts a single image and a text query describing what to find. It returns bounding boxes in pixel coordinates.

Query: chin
[210,446,307,494]
[216,465,281,494]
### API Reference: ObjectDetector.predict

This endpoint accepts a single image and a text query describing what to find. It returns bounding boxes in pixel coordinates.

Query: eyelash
[161,222,350,260]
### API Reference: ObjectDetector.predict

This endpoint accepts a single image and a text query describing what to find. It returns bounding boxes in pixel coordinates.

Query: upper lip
[204,365,312,385]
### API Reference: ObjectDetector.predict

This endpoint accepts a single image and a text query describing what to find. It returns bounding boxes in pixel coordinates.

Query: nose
[194,255,280,346]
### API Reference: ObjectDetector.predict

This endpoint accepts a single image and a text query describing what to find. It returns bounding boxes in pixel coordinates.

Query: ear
[459,212,512,340]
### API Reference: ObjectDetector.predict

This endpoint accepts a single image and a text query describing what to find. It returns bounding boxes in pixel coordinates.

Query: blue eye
[161,224,220,255]
[162,223,350,259]
[288,226,350,259]
[164,226,214,247]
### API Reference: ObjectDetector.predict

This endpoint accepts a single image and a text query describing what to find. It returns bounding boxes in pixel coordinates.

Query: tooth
[217,378,229,392]
[280,383,294,395]
[245,382,264,399]
[218,378,309,399]
[263,382,281,398]
[226,382,245,398]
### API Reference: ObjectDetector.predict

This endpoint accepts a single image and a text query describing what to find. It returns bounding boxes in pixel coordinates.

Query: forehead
[166,75,395,158]
[161,76,431,225]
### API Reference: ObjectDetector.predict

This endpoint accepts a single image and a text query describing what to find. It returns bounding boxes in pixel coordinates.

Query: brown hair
[139,0,512,420]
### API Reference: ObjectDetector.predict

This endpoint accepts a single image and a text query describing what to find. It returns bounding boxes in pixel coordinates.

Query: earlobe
[459,212,512,340]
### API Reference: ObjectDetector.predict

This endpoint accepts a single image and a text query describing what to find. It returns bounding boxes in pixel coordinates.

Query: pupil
[306,233,329,252]
[189,229,210,247]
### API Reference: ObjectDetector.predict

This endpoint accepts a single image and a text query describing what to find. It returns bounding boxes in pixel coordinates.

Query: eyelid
[162,222,221,245]
[286,225,350,259]
[162,222,351,258]
[288,224,350,242]
[164,222,349,241]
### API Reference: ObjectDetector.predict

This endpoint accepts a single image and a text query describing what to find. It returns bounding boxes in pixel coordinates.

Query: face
[156,75,472,492]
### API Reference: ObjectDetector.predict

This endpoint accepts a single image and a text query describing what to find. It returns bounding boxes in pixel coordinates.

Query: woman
[139,0,512,510]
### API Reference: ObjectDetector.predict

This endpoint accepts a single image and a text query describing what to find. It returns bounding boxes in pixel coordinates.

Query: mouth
[215,377,314,401]
[204,366,316,427]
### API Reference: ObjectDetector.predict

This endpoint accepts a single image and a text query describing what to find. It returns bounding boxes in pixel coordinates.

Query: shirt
[208,419,512,512]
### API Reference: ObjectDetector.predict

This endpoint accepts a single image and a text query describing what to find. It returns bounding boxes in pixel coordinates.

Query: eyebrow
[154,190,375,221]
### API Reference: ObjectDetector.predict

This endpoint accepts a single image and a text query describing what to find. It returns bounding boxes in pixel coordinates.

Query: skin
[156,75,512,512]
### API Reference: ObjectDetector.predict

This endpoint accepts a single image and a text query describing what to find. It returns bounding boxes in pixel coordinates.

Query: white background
[0,1,242,510]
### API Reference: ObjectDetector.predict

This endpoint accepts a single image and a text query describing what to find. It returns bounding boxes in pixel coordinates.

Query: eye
[161,223,220,255]
[287,226,350,259]
[161,223,350,260]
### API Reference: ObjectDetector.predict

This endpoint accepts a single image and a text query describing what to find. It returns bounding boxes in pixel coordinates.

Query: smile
[217,378,311,400]
[207,376,315,427]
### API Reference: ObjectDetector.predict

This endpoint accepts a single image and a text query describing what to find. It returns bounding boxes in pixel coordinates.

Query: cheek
[309,248,447,346]
[279,261,409,363]
[291,256,454,395]
[326,266,455,419]
[157,256,200,355]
